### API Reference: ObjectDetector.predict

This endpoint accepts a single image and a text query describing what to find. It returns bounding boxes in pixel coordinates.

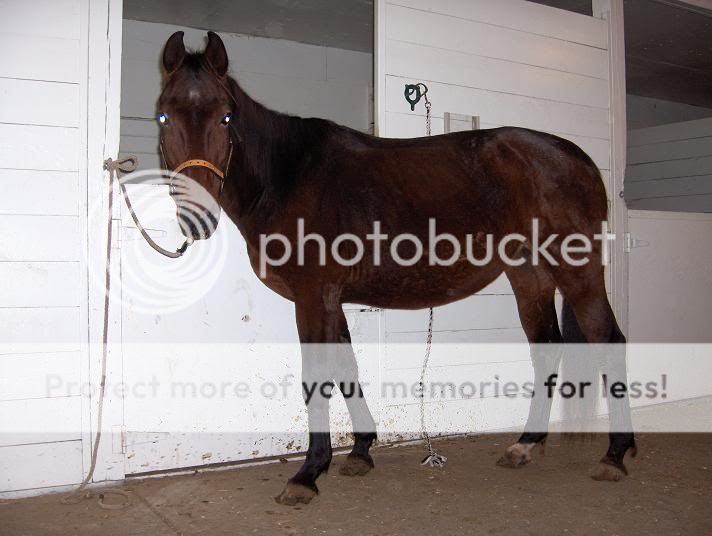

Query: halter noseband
[160,137,233,197]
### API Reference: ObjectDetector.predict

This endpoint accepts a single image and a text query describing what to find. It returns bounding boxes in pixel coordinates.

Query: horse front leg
[274,297,341,505]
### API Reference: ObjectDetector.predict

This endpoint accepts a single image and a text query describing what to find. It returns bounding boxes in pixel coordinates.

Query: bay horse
[156,31,635,505]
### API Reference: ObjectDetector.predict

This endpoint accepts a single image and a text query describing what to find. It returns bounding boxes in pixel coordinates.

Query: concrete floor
[2,430,711,536]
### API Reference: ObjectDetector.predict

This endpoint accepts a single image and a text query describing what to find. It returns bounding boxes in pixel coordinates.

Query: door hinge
[624,233,650,253]
[112,425,126,454]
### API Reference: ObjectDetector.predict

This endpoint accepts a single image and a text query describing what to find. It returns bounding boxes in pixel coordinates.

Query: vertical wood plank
[593,0,629,332]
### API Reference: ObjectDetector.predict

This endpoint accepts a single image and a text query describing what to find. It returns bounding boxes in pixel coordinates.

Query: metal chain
[418,89,446,468]
[419,308,436,458]
[424,93,432,137]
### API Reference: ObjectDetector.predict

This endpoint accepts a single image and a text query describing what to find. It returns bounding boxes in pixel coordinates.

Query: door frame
[83,0,125,483]
[593,0,630,334]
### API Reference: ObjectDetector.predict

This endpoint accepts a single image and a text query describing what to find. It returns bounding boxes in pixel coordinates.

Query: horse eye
[157,112,168,125]
[221,113,232,125]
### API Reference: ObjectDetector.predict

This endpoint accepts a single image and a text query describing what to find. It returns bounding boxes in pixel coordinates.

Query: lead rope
[113,156,193,258]
[407,86,447,469]
[61,158,137,509]
[61,156,191,510]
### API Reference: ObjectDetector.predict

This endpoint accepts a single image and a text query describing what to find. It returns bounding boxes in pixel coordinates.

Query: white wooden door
[374,0,619,438]
[627,211,712,343]
[626,119,712,343]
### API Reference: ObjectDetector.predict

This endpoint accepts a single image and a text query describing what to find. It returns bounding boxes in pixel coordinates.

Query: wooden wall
[626,117,712,213]
[0,0,86,493]
[375,0,613,437]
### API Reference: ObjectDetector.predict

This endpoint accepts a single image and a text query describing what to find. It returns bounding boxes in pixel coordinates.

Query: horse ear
[205,31,228,76]
[163,31,186,75]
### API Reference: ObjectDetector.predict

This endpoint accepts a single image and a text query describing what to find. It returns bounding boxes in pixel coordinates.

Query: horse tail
[561,298,586,343]
[560,298,600,439]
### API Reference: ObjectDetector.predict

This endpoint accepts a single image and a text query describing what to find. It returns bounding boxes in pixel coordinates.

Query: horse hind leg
[553,264,636,481]
[497,261,562,469]
[333,312,377,477]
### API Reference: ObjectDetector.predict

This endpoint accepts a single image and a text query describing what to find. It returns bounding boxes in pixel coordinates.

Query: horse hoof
[339,454,374,477]
[496,443,534,469]
[591,460,627,482]
[274,480,318,506]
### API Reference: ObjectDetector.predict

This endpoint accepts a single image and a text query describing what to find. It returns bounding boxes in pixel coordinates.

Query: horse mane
[226,75,311,198]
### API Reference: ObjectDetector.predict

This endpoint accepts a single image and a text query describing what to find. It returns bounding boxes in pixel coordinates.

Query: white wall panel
[0,440,83,492]
[0,0,81,40]
[0,396,82,447]
[0,124,79,171]
[626,119,712,212]
[386,328,528,346]
[393,0,607,48]
[0,78,79,127]
[386,4,609,79]
[0,262,80,307]
[628,117,712,147]
[0,0,87,496]
[0,170,79,216]
[629,194,712,213]
[0,351,81,401]
[0,216,79,261]
[385,295,522,334]
[386,40,609,109]
[0,308,80,348]
[0,34,80,83]
[627,156,712,182]
[628,136,712,165]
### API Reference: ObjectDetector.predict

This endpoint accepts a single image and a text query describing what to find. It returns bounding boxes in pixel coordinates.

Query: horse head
[157,31,234,240]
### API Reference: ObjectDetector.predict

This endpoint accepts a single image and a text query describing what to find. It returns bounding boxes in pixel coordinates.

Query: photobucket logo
[88,168,229,314]
[258,218,614,277]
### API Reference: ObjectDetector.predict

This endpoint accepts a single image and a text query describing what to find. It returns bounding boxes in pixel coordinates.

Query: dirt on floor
[2,433,711,536]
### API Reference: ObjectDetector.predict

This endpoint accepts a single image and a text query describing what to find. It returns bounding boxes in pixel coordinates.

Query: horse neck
[221,79,305,237]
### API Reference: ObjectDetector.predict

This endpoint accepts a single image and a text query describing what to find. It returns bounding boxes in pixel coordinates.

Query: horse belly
[345,260,504,310]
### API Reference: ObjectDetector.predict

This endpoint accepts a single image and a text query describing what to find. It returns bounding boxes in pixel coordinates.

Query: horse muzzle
[177,205,221,240]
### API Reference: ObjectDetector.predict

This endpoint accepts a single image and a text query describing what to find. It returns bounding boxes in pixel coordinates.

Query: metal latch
[624,233,650,252]
[120,226,168,242]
